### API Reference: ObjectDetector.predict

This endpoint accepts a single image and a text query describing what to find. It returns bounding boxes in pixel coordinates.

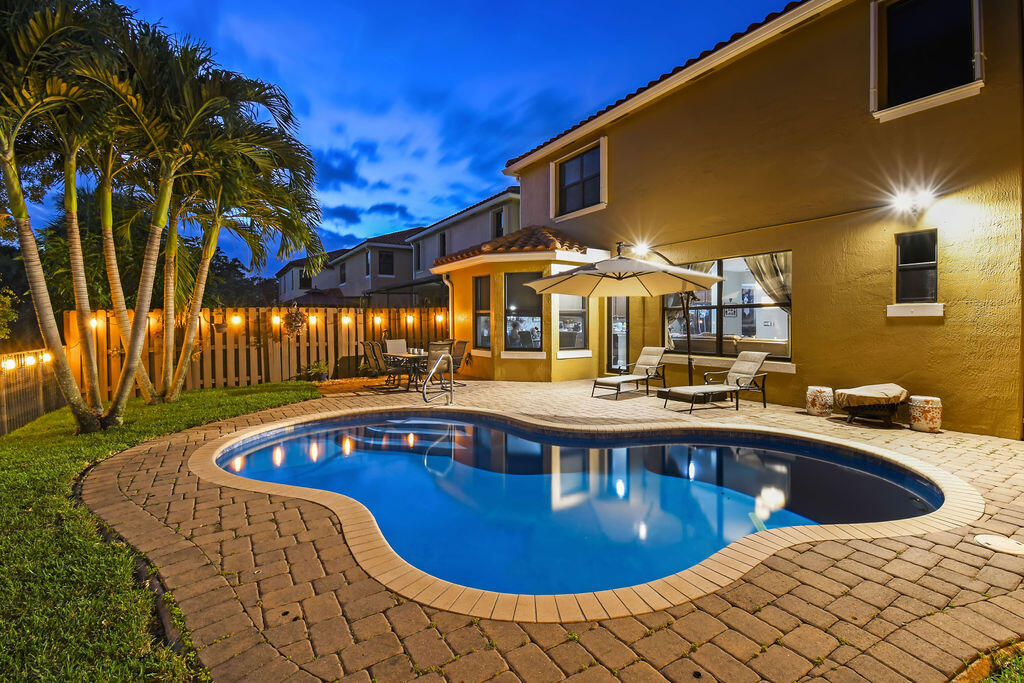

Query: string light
[89,317,98,329]
[435,314,445,323]
[373,316,382,325]
[230,315,242,326]
[406,314,414,324]
[271,315,281,325]
[2,359,15,371]
[308,314,318,325]
[41,352,52,363]
[341,315,351,325]
[24,355,36,367]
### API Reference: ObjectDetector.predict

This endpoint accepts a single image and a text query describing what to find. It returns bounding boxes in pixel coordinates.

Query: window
[379,250,394,276]
[505,272,542,351]
[413,243,421,271]
[607,297,628,372]
[876,0,979,110]
[439,232,447,257]
[558,294,587,350]
[365,250,370,277]
[338,261,346,284]
[556,145,601,216]
[492,209,504,238]
[664,251,792,360]
[896,230,937,302]
[473,276,490,349]
[299,270,311,289]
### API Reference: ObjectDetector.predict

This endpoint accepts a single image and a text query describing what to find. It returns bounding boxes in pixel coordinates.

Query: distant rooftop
[433,224,588,267]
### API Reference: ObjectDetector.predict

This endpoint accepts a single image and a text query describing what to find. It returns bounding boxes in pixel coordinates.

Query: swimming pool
[216,413,943,595]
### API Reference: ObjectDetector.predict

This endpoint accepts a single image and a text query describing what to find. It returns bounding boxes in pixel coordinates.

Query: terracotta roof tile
[505,0,811,168]
[433,225,590,267]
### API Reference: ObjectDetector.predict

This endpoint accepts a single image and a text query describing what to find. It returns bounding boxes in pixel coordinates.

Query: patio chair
[591,346,667,399]
[449,340,468,387]
[385,338,408,354]
[369,341,404,389]
[414,340,454,389]
[659,351,769,412]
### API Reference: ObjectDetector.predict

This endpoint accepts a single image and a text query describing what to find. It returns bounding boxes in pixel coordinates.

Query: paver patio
[80,379,1024,682]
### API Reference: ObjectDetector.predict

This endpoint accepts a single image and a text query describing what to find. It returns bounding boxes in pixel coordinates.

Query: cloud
[321,204,363,225]
[366,202,415,221]
[315,149,369,190]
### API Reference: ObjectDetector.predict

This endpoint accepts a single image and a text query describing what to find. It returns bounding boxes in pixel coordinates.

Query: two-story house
[275,247,350,303]
[407,187,521,282]
[432,0,1024,438]
[326,226,425,305]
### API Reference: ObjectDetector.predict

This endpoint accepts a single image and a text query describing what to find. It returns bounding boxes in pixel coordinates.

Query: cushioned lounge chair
[592,346,667,399]
[659,351,769,412]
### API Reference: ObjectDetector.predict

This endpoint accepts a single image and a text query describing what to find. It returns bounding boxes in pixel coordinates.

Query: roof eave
[407,189,521,242]
[503,0,843,176]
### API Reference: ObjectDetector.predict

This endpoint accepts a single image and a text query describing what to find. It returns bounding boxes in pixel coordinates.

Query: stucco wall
[413,198,521,280]
[511,0,1024,437]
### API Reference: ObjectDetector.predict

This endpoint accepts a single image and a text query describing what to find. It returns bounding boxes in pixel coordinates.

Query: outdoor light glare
[41,352,52,363]
[633,243,650,257]
[435,314,444,323]
[406,314,414,324]
[24,355,36,367]
[373,316,382,325]
[615,479,626,499]
[310,442,319,462]
[231,456,244,472]
[230,315,242,326]
[342,437,353,455]
[273,446,283,467]
[308,314,318,325]
[272,315,281,325]
[892,188,935,214]
[89,317,98,328]
[2,358,15,370]
[638,522,648,541]
[406,432,416,447]
[341,315,351,325]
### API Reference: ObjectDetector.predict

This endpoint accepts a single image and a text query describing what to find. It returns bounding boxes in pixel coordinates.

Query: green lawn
[988,653,1024,682]
[0,382,321,680]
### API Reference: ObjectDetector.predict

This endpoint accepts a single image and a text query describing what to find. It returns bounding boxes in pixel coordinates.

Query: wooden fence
[64,306,449,401]
[0,348,66,435]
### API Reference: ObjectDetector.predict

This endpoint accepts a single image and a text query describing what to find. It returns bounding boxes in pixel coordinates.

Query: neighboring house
[275,247,350,303]
[326,226,425,305]
[407,187,521,282]
[434,0,1024,438]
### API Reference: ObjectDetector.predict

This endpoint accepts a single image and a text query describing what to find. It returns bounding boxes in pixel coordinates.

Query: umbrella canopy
[525,256,721,297]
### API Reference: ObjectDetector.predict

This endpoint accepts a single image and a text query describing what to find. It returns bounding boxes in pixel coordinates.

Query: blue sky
[37,0,793,276]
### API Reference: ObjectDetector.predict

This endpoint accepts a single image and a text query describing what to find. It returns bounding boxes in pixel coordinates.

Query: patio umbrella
[525,246,722,384]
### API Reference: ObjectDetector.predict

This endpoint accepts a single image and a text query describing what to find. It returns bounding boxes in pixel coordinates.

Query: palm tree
[0,2,103,431]
[164,120,323,401]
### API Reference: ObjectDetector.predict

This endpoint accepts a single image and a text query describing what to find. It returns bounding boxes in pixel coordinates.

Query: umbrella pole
[683,292,694,386]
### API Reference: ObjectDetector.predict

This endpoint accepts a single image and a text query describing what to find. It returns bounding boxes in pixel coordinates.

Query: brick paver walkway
[81,380,1024,682]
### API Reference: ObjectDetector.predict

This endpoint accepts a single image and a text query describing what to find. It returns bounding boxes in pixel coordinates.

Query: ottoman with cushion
[834,383,909,425]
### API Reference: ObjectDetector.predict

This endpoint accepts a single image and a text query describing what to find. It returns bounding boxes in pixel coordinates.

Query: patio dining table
[384,351,427,390]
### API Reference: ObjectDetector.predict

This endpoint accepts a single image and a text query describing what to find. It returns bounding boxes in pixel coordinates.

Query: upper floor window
[556,144,601,216]
[873,0,981,114]
[365,250,370,277]
[896,230,937,302]
[379,250,394,276]
[299,270,311,289]
[664,251,792,360]
[439,232,447,257]
[338,261,346,284]
[492,209,504,238]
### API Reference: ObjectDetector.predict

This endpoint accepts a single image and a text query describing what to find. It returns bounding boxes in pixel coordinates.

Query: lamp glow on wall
[891,189,935,215]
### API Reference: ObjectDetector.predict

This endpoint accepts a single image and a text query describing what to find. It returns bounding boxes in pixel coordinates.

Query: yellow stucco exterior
[437,0,1024,438]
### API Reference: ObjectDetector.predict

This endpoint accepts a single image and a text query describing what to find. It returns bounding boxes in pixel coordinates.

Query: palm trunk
[97,178,158,401]
[1,154,100,432]
[166,216,220,402]
[64,153,104,411]
[160,210,178,396]
[102,173,173,426]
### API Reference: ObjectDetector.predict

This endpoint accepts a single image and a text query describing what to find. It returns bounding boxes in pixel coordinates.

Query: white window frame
[549,137,608,222]
[870,0,984,123]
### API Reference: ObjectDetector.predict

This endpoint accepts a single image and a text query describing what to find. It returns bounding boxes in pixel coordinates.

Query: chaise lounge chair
[591,346,667,399]
[659,351,769,412]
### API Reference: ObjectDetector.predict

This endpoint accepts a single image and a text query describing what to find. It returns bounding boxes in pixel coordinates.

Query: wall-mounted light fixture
[892,189,935,215]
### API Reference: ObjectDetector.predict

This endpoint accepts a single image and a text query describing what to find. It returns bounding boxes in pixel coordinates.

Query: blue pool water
[219,413,942,594]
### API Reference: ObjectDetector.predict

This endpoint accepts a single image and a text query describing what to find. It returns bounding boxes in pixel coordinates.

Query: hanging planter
[282,305,307,336]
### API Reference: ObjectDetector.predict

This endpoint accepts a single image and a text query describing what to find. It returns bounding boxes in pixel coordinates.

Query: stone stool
[806,386,834,416]
[909,395,942,433]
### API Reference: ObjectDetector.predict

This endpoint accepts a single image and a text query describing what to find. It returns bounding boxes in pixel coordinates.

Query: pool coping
[188,405,986,623]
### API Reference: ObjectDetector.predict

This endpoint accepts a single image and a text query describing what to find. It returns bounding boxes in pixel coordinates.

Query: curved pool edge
[187,405,985,623]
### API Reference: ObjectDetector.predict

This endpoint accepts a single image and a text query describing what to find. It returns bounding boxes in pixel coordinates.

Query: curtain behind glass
[743,252,792,313]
